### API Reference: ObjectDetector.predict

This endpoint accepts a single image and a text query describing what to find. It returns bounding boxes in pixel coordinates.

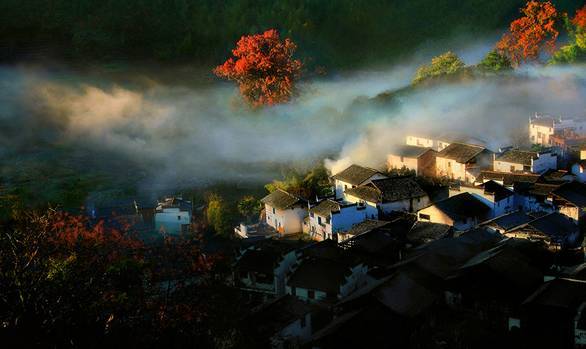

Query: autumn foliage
[497,1,559,65]
[573,5,586,30]
[214,29,302,106]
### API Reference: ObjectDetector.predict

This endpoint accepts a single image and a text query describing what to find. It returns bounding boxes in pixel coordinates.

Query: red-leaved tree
[214,29,302,107]
[573,5,586,29]
[497,1,559,65]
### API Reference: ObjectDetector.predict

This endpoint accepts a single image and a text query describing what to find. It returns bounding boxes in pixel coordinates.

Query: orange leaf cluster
[573,5,586,30]
[497,1,559,65]
[214,29,302,107]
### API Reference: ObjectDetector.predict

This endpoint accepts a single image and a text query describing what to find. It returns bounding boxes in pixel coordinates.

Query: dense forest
[0,0,580,68]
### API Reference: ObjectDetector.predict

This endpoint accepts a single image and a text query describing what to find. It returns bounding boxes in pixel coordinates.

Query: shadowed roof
[345,177,427,203]
[391,145,435,158]
[332,164,383,185]
[430,192,491,222]
[552,181,586,206]
[477,170,541,186]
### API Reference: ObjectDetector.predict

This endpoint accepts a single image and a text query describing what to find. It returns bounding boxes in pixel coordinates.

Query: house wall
[275,251,298,296]
[493,160,525,173]
[379,196,430,214]
[532,153,557,174]
[558,205,581,222]
[265,204,307,235]
[309,204,371,240]
[530,122,554,145]
[450,187,513,218]
[344,194,379,218]
[276,313,313,347]
[436,157,468,182]
[339,264,369,298]
[417,205,454,226]
[418,149,438,177]
[581,150,586,160]
[335,173,387,200]
[406,135,435,148]
[571,163,586,183]
[155,207,190,235]
[387,154,418,174]
[286,286,328,303]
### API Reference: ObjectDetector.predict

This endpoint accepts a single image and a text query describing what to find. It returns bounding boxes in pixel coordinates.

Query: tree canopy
[412,52,465,84]
[478,50,513,72]
[214,29,302,106]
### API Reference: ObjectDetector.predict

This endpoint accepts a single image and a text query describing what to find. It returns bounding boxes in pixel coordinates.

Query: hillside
[0,0,580,68]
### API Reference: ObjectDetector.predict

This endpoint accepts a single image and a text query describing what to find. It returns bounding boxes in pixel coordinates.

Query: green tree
[412,51,465,84]
[206,193,233,236]
[478,50,512,72]
[264,165,332,200]
[237,196,261,223]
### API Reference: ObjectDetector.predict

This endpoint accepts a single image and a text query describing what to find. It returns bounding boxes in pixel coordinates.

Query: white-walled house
[308,199,372,241]
[448,180,515,218]
[436,143,494,183]
[416,192,491,231]
[530,114,586,146]
[406,135,451,151]
[345,177,430,215]
[572,160,586,183]
[154,197,192,235]
[331,164,387,199]
[286,257,368,303]
[493,149,557,174]
[387,145,437,177]
[549,181,586,223]
[261,189,308,235]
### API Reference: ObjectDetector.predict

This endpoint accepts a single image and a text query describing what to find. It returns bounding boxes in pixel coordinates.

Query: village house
[154,196,192,235]
[549,181,586,223]
[386,145,437,177]
[505,212,582,250]
[286,253,368,304]
[308,199,371,241]
[261,189,308,235]
[521,278,586,349]
[344,177,430,216]
[416,192,491,231]
[233,240,308,297]
[406,221,454,247]
[405,133,487,152]
[337,219,391,243]
[493,149,557,174]
[449,180,515,218]
[435,142,494,183]
[480,211,535,235]
[571,159,586,183]
[530,114,586,146]
[245,295,315,349]
[331,164,387,199]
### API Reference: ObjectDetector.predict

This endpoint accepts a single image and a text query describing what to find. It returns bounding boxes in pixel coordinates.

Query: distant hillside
[0,0,580,68]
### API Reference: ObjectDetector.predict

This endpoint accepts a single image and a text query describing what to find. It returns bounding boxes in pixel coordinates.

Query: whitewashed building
[387,145,437,177]
[154,196,192,235]
[416,192,491,231]
[449,180,515,218]
[435,143,494,183]
[331,164,387,199]
[344,177,430,215]
[493,149,557,174]
[261,189,308,235]
[530,114,586,146]
[308,199,371,241]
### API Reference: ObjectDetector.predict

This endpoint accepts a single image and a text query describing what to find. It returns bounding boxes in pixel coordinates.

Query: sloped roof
[261,189,304,210]
[391,145,435,158]
[332,164,383,185]
[437,143,488,163]
[523,278,586,309]
[496,149,539,166]
[478,180,514,201]
[477,170,541,186]
[345,177,427,203]
[480,211,534,232]
[527,212,580,241]
[407,221,453,244]
[310,199,341,217]
[287,257,352,294]
[342,220,392,237]
[248,295,313,337]
[431,192,491,221]
[552,181,586,207]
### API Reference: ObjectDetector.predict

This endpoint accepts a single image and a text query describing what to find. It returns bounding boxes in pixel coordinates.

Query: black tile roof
[310,199,342,217]
[287,257,353,294]
[526,212,580,242]
[437,143,489,163]
[407,221,453,245]
[248,295,313,336]
[523,278,586,309]
[477,170,541,186]
[552,181,586,207]
[392,145,434,158]
[345,177,427,203]
[431,193,491,222]
[332,164,383,186]
[261,189,304,210]
[496,149,539,166]
[478,180,514,201]
[480,211,534,231]
[342,219,392,237]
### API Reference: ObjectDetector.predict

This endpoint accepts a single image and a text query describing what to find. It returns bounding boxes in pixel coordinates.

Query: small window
[291,286,296,296]
[308,290,315,299]
[318,216,322,225]
[272,207,276,214]
[177,215,181,220]
[419,213,431,220]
